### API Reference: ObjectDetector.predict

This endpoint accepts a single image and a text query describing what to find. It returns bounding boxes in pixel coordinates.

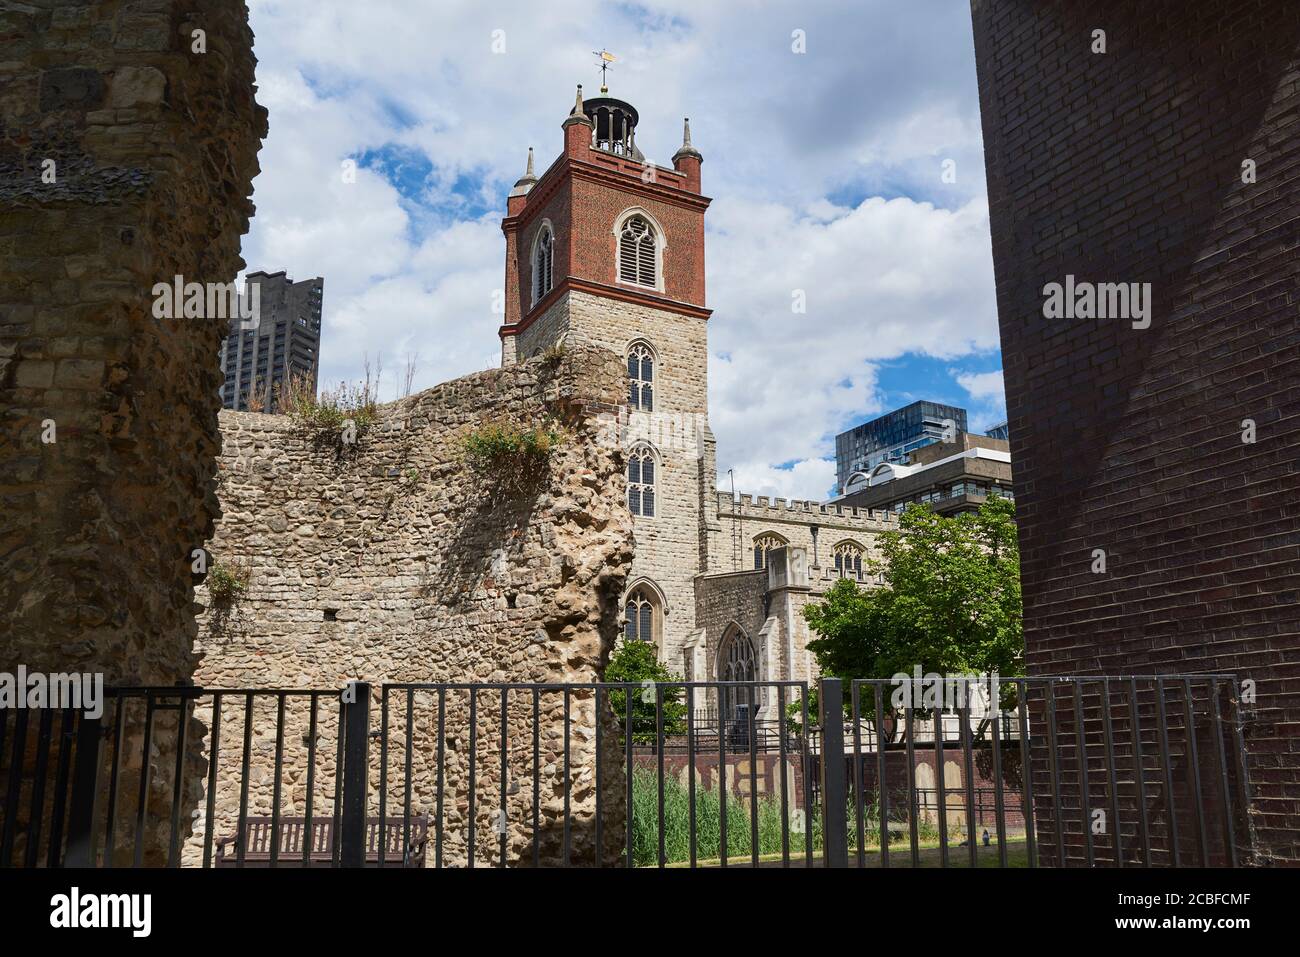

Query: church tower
[499,86,718,670]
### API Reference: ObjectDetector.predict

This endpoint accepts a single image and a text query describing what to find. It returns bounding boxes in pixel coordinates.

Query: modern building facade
[972,0,1300,864]
[498,86,901,722]
[837,433,1012,516]
[834,400,968,495]
[218,270,323,412]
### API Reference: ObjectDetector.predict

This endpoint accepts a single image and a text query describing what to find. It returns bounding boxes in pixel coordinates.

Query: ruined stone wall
[188,345,634,865]
[0,0,264,865]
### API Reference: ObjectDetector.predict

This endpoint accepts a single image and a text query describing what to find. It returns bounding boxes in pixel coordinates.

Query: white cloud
[238,0,995,494]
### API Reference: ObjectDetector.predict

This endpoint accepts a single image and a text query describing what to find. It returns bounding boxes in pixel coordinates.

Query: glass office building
[834,400,969,494]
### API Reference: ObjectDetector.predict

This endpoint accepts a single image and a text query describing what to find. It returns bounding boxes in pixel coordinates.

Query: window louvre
[618,215,657,288]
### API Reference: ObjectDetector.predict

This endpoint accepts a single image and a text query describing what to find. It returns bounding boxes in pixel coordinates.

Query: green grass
[629,769,1017,868]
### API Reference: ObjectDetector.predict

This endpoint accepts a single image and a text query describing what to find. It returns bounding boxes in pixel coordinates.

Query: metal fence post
[819,678,849,868]
[339,682,370,868]
[63,711,104,867]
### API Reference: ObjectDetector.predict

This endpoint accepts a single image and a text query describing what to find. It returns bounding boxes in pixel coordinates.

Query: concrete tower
[499,86,717,666]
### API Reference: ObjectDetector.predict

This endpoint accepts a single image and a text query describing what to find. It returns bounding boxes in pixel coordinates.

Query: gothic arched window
[833,540,865,581]
[618,215,657,288]
[628,342,654,411]
[752,532,786,570]
[628,446,656,517]
[718,627,759,726]
[624,586,661,645]
[532,224,554,304]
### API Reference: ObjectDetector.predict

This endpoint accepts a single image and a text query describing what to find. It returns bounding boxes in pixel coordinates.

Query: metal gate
[0,675,1254,868]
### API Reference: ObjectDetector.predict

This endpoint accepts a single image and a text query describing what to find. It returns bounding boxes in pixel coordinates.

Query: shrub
[278,371,379,445]
[461,418,564,499]
[207,559,250,604]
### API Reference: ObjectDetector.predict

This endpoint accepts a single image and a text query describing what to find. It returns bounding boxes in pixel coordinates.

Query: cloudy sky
[240,0,1004,500]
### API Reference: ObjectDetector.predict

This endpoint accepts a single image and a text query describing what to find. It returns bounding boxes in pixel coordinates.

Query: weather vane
[593,49,616,94]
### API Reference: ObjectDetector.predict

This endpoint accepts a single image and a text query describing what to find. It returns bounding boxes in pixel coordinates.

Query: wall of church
[188,344,635,865]
[714,494,895,582]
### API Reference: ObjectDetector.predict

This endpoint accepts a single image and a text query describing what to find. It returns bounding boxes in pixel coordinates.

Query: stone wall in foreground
[189,345,635,865]
[0,0,265,865]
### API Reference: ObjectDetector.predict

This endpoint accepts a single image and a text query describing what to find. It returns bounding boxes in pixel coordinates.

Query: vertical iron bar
[1209,678,1237,867]
[268,692,286,868]
[1017,680,1036,868]
[656,685,666,868]
[688,685,698,868]
[436,687,446,869]
[851,682,865,868]
[561,687,569,867]
[132,693,155,868]
[595,685,603,865]
[991,693,1007,867]
[1045,681,1065,866]
[499,687,508,868]
[624,686,633,868]
[235,692,254,868]
[818,679,849,868]
[64,710,104,868]
[202,694,222,869]
[167,693,192,868]
[748,684,759,867]
[24,707,54,868]
[399,688,413,866]
[960,701,977,869]
[1072,680,1093,867]
[905,700,919,868]
[531,688,539,868]
[303,693,318,867]
[377,688,389,868]
[719,684,728,868]
[875,683,889,869]
[1227,678,1256,863]
[776,685,788,867]
[468,687,477,870]
[1155,677,1179,866]
[103,698,126,866]
[331,692,345,866]
[935,696,949,868]
[800,688,813,864]
[1100,679,1122,867]
[1183,678,1209,866]
[339,682,370,869]
[46,707,76,868]
[1128,679,1151,867]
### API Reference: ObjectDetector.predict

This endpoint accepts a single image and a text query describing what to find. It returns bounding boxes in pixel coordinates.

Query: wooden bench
[215,816,429,867]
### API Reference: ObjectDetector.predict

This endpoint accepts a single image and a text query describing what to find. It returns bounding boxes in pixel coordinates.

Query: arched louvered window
[833,541,865,581]
[618,215,657,288]
[628,342,654,411]
[624,586,660,645]
[628,446,656,517]
[752,533,786,570]
[532,225,554,304]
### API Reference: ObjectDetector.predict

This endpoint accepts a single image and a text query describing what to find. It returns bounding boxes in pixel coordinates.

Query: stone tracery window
[752,532,786,570]
[532,224,554,304]
[833,540,865,581]
[628,445,656,517]
[627,342,654,411]
[718,626,759,724]
[624,586,660,645]
[618,214,657,287]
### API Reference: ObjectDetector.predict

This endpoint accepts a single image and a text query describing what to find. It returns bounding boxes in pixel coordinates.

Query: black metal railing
[0,675,1254,868]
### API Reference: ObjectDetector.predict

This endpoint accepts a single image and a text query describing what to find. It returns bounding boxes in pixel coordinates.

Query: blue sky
[241,0,1003,500]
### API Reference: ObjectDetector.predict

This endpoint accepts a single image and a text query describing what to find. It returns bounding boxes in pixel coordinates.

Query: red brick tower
[499,85,716,668]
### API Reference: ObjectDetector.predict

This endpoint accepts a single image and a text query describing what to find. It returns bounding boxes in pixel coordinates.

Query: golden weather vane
[593,49,616,94]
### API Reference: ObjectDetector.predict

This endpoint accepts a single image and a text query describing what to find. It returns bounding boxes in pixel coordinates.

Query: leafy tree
[603,640,688,743]
[803,496,1024,710]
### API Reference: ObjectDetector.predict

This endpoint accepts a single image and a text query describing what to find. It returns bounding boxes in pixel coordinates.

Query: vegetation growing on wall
[278,370,379,448]
[206,559,251,605]
[462,417,565,500]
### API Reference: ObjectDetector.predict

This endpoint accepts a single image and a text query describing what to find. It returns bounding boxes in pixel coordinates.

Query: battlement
[716,491,897,528]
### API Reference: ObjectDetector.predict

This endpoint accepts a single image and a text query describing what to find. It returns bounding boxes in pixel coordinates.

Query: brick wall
[971,0,1300,864]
